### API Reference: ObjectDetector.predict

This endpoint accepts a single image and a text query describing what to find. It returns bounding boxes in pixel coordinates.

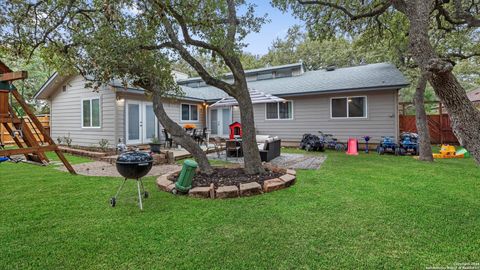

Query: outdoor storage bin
[175,159,198,192]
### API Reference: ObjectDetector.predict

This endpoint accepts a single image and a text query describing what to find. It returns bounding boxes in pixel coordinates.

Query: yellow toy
[433,144,464,159]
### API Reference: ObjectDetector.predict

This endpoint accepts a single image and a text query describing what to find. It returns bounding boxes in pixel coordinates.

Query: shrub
[98,139,109,151]
[63,133,72,147]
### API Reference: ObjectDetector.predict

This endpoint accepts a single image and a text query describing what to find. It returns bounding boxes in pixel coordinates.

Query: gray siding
[50,75,118,147]
[232,89,399,143]
[118,92,206,143]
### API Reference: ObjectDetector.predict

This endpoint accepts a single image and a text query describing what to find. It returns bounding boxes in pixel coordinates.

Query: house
[467,87,480,108]
[34,62,409,147]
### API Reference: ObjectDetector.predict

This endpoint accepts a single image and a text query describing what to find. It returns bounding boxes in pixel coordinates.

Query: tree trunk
[404,0,480,164]
[235,89,265,174]
[151,91,214,174]
[413,73,433,161]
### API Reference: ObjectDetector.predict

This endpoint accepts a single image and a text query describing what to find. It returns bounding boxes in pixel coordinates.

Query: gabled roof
[467,87,480,102]
[36,62,409,101]
[34,72,74,100]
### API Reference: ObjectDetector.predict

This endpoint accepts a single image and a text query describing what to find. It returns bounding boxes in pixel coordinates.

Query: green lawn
[1,149,479,269]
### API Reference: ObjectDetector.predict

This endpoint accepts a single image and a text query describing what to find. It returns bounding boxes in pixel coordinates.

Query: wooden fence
[399,114,458,144]
[0,115,50,145]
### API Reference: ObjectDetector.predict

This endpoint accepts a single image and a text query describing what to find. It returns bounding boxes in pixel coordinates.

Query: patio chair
[226,140,241,159]
[163,129,173,148]
[195,127,208,146]
[212,137,224,158]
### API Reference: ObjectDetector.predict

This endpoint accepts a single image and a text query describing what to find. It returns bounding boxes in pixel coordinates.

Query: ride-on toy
[433,144,465,159]
[300,133,325,152]
[318,131,345,151]
[376,136,398,155]
[396,132,419,156]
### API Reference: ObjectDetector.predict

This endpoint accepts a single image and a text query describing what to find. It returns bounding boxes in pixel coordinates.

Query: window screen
[181,104,190,121]
[331,98,347,118]
[266,103,278,119]
[348,97,365,117]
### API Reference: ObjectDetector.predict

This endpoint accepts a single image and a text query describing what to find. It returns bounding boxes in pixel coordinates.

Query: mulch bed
[191,168,282,188]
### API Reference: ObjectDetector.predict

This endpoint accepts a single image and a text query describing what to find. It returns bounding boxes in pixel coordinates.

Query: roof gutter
[112,85,206,102]
[272,84,410,98]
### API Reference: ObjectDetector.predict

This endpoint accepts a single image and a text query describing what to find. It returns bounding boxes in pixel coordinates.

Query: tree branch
[297,0,391,20]
[156,12,236,95]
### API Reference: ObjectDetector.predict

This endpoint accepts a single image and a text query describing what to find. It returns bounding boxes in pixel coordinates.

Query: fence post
[439,102,443,144]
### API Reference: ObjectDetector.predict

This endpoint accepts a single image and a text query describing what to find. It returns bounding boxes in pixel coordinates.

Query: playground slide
[346,138,359,156]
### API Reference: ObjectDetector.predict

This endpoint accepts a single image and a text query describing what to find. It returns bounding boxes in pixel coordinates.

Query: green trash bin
[175,159,198,193]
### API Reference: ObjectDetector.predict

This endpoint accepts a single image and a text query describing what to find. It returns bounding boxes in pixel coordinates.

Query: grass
[1,148,479,269]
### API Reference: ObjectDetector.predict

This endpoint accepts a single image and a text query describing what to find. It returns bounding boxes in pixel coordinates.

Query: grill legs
[110,178,148,210]
[137,179,143,211]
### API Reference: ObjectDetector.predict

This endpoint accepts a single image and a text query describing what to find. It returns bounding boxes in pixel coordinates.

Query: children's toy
[346,138,359,155]
[363,136,371,154]
[376,136,397,155]
[318,131,345,151]
[300,134,325,152]
[455,148,470,158]
[433,144,465,159]
[396,132,419,156]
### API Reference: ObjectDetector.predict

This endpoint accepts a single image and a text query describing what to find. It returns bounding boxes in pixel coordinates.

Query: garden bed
[191,168,282,188]
[157,164,296,199]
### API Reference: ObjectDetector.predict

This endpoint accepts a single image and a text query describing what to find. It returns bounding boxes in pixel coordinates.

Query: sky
[242,1,302,56]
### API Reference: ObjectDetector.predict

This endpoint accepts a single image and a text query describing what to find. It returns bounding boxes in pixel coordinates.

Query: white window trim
[180,103,200,122]
[265,101,294,120]
[81,97,102,128]
[330,96,368,119]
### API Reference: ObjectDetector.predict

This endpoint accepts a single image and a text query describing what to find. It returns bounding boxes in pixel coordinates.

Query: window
[266,101,293,120]
[331,96,367,118]
[82,98,101,127]
[257,72,273,80]
[275,70,292,78]
[181,104,199,121]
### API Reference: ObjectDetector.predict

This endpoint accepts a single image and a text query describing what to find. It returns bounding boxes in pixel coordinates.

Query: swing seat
[0,157,9,163]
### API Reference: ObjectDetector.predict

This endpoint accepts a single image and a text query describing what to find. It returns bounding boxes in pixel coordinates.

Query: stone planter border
[156,164,296,199]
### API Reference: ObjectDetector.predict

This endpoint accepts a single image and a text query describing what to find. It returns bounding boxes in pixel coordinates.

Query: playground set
[0,60,75,173]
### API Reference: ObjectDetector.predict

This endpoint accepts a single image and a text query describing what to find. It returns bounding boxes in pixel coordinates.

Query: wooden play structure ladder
[0,60,75,174]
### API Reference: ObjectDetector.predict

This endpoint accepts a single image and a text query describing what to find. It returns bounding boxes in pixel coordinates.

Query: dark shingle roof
[176,62,409,101]
[92,62,410,102]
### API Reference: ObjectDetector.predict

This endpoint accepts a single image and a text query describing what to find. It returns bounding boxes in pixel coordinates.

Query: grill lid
[116,151,153,164]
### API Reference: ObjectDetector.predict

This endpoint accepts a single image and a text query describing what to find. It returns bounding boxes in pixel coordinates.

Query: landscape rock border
[156,164,296,199]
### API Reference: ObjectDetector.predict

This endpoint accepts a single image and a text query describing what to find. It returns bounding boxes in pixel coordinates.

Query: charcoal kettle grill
[111,151,153,210]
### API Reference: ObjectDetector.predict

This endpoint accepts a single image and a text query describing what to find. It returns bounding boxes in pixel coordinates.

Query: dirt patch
[191,168,282,188]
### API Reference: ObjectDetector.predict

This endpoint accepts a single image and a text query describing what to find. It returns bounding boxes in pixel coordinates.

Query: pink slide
[346,138,359,155]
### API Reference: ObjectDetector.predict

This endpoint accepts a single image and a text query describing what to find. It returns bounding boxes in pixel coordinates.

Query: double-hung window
[266,101,293,120]
[82,98,101,128]
[181,104,199,121]
[331,96,367,118]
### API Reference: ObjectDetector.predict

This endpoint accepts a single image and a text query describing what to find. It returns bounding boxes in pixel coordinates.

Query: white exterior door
[210,107,231,137]
[126,101,158,145]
